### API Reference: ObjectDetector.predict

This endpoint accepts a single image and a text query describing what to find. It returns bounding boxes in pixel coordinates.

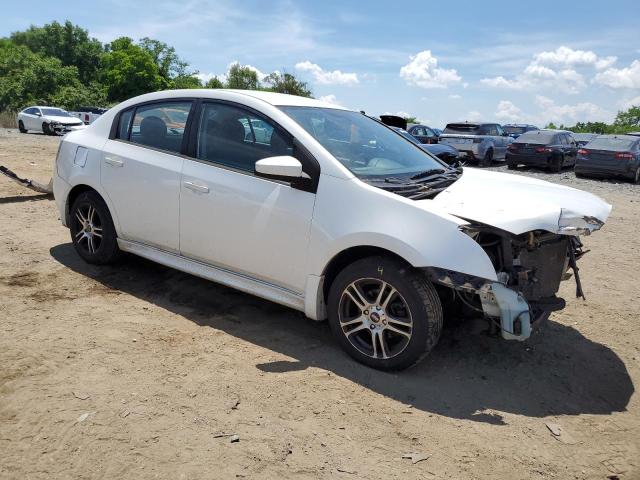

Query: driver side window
[196,103,294,173]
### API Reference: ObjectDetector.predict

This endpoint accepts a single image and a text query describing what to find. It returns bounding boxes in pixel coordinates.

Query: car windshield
[586,136,637,151]
[40,108,71,117]
[443,123,480,134]
[503,126,527,134]
[516,131,556,144]
[280,107,446,178]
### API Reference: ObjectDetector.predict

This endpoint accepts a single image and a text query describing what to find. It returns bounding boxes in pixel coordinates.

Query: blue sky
[3,0,640,127]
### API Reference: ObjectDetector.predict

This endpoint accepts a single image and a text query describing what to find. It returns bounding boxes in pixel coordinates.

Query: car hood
[45,116,83,124]
[422,144,458,155]
[425,168,612,235]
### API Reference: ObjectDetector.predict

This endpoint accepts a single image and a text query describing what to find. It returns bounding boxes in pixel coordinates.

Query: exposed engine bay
[425,225,589,342]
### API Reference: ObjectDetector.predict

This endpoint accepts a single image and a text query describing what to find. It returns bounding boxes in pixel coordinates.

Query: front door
[179,101,316,293]
[100,100,193,252]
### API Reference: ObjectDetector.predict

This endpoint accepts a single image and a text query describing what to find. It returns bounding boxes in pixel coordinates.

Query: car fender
[308,175,498,281]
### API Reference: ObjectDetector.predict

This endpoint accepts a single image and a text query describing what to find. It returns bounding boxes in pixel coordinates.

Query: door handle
[104,156,124,167]
[183,180,209,194]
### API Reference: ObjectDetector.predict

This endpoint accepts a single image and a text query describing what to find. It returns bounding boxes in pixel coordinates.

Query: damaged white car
[17,106,86,135]
[52,90,611,370]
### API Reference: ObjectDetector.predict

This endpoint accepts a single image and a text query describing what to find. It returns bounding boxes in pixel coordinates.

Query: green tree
[10,20,104,84]
[403,116,418,124]
[544,122,558,129]
[101,37,165,102]
[0,39,104,111]
[225,63,260,90]
[614,105,640,128]
[172,75,203,89]
[263,72,311,97]
[205,76,224,89]
[138,37,190,84]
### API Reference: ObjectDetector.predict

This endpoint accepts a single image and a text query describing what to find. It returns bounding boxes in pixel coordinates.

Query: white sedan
[17,106,86,135]
[52,89,611,370]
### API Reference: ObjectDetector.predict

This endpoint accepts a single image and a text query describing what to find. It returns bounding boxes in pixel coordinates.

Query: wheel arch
[65,184,120,234]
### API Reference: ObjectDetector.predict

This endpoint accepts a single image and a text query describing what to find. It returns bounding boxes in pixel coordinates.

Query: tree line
[0,20,312,112]
[545,106,640,135]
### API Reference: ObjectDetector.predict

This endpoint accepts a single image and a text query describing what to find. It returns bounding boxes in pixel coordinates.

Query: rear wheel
[507,161,517,170]
[18,120,27,133]
[480,148,493,167]
[327,256,443,371]
[70,191,120,264]
[551,154,563,172]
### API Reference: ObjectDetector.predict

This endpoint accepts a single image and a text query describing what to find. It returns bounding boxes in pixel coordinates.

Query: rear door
[494,124,508,158]
[100,100,194,252]
[179,101,318,293]
[24,108,40,130]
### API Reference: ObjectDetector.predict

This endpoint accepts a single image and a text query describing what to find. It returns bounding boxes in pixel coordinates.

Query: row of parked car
[382,116,640,183]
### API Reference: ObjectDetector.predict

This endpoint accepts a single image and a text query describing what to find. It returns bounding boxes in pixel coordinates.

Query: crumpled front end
[425,225,594,342]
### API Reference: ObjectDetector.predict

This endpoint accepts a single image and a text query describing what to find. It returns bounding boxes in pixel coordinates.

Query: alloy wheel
[73,204,103,255]
[338,278,413,360]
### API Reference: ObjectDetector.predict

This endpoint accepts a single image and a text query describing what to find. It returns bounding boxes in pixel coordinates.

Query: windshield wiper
[409,168,446,180]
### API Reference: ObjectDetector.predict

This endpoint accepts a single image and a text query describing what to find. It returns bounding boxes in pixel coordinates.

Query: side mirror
[35,112,42,117]
[255,156,305,181]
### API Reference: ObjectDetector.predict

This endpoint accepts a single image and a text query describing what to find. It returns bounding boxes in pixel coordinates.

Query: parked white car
[17,106,86,135]
[52,90,611,370]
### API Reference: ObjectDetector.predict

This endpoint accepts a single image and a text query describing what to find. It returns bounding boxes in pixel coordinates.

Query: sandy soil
[1,128,639,479]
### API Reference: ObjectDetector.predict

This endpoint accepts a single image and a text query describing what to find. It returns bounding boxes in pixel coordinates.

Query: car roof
[116,89,348,110]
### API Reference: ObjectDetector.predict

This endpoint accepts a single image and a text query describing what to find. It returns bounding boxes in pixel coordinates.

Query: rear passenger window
[196,103,293,173]
[129,102,192,154]
[116,109,133,140]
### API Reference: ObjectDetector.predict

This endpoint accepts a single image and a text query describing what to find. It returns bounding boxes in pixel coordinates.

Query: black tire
[327,256,443,371]
[42,122,52,135]
[633,167,640,184]
[18,120,27,133]
[507,162,517,170]
[480,148,493,167]
[551,154,563,172]
[69,191,120,264]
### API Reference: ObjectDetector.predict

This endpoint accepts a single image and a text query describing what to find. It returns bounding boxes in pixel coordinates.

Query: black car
[502,124,539,139]
[575,134,640,183]
[392,127,461,164]
[407,124,439,144]
[573,133,598,147]
[506,129,577,172]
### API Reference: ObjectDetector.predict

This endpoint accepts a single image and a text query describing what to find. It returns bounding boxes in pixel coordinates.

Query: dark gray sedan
[575,135,640,183]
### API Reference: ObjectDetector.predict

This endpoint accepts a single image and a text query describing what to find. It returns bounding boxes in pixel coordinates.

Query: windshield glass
[586,136,637,151]
[40,108,71,117]
[515,131,556,144]
[280,107,445,177]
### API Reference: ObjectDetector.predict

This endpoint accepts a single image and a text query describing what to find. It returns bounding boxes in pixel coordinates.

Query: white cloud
[620,95,640,109]
[448,94,462,99]
[533,46,616,70]
[535,95,611,125]
[594,60,640,89]
[295,61,359,85]
[318,94,342,106]
[495,100,522,122]
[400,50,462,89]
[481,46,616,94]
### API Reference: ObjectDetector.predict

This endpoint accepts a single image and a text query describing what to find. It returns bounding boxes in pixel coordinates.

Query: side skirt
[117,239,306,312]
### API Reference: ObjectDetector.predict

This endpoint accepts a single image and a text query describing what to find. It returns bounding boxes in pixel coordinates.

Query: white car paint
[17,106,85,134]
[52,89,611,331]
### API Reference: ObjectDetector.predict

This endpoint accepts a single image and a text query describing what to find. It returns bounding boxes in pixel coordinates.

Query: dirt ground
[0,128,638,480]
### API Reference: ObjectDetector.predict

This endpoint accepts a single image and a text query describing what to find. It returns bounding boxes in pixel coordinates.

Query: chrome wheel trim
[338,278,413,360]
[73,204,103,254]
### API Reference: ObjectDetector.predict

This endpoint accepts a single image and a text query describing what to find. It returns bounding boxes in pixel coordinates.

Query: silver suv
[439,122,511,166]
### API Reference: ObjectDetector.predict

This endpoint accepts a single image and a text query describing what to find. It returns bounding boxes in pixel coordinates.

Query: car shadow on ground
[51,243,634,425]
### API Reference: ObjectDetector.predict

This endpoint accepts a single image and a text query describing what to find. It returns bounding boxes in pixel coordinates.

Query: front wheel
[70,191,120,264]
[633,167,640,184]
[327,256,443,371]
[42,122,53,136]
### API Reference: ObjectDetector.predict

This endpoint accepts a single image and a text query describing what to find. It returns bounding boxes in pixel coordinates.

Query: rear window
[504,126,527,134]
[444,123,480,134]
[586,136,638,151]
[515,131,557,144]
